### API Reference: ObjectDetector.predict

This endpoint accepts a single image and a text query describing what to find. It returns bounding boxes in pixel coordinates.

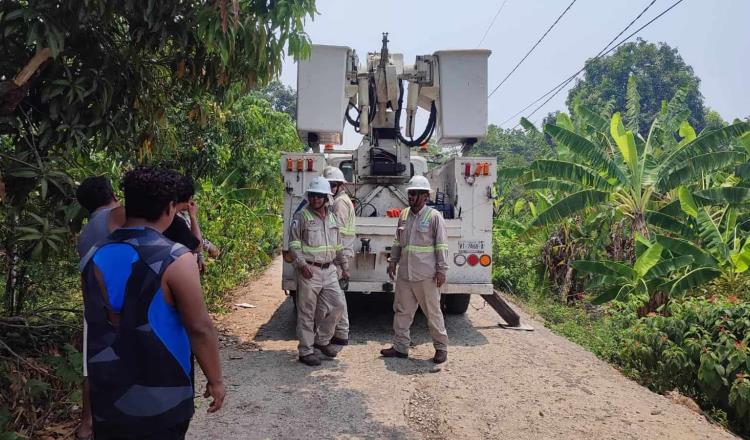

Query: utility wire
[477,0,512,48]
[500,0,684,128]
[488,0,578,98]
[520,0,683,125]
[498,0,659,127]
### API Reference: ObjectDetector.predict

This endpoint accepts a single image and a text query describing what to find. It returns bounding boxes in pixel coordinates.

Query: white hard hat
[306,176,333,195]
[322,166,346,183]
[406,175,431,192]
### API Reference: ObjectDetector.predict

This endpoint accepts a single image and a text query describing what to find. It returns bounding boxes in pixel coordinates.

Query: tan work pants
[297,265,345,356]
[392,277,448,354]
[332,254,352,340]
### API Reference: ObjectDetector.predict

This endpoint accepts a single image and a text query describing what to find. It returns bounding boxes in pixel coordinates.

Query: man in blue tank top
[80,166,225,439]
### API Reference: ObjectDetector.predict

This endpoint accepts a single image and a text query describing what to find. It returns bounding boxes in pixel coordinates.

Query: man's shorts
[93,420,190,440]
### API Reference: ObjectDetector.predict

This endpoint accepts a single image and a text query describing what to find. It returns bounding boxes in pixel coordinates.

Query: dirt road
[187,257,735,439]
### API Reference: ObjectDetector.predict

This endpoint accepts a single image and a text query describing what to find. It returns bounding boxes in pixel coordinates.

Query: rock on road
[187,257,736,440]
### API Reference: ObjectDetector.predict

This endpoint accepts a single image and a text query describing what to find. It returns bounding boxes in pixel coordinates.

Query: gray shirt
[77,207,115,259]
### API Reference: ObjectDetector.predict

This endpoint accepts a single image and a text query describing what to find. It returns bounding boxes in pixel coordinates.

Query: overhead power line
[488,0,578,98]
[498,0,659,127]
[500,0,685,128]
[477,0,512,48]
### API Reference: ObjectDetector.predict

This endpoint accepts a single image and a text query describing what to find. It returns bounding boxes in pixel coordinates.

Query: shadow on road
[255,293,489,349]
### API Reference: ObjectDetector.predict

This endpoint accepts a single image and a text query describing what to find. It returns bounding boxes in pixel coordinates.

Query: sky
[280,0,750,147]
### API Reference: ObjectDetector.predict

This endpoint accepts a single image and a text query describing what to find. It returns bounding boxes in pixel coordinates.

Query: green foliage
[492,215,540,298]
[617,296,750,436]
[252,80,298,121]
[0,0,316,314]
[522,292,626,362]
[469,124,549,168]
[567,39,706,136]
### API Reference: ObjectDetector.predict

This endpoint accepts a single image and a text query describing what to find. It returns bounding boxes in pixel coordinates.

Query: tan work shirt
[390,206,449,281]
[288,206,348,272]
[331,192,356,258]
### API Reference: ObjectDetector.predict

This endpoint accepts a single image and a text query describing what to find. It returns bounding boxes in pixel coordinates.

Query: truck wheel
[442,294,471,314]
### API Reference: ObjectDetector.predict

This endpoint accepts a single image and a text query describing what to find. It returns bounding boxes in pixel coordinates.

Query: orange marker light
[286,158,293,171]
[307,158,314,172]
[296,158,303,171]
[479,254,492,267]
[482,162,490,176]
[475,163,482,176]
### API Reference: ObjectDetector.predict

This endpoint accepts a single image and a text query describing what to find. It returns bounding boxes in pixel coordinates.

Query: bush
[617,296,750,436]
[492,216,540,298]
[196,182,282,311]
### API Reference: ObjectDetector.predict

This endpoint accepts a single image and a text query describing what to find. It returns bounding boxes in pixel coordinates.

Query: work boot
[313,343,339,358]
[433,350,448,364]
[330,336,349,346]
[380,347,408,358]
[299,353,321,366]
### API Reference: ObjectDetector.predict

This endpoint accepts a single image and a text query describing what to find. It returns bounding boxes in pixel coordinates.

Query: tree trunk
[4,243,19,314]
[633,212,649,240]
[560,265,574,303]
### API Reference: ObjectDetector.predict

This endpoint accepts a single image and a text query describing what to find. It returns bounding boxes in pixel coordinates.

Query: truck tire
[442,294,471,314]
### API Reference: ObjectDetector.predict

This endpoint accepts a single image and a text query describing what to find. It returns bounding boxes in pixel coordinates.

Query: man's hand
[341,270,350,280]
[204,381,226,413]
[434,272,446,288]
[188,200,199,219]
[204,240,221,258]
[300,265,313,279]
[387,261,397,281]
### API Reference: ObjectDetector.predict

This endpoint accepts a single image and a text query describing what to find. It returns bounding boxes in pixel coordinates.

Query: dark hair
[76,176,115,213]
[174,175,195,203]
[121,166,182,221]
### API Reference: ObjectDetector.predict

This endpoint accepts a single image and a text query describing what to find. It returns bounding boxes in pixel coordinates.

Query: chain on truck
[281,34,496,315]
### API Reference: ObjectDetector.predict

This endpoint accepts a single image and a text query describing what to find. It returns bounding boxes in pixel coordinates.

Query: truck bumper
[282,279,493,296]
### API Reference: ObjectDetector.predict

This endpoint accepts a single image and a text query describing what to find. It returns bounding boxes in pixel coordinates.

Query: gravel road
[187,257,736,440]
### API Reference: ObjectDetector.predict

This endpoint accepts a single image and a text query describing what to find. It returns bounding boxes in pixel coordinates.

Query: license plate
[458,240,485,253]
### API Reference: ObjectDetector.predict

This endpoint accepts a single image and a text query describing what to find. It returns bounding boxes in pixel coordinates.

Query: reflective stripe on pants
[392,277,448,354]
[297,265,345,356]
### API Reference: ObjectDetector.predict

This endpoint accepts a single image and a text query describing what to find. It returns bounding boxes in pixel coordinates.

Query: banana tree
[521,108,749,238]
[572,240,694,305]
[652,188,750,293]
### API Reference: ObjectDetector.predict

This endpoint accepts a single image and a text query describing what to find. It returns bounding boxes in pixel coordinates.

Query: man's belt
[306,260,332,269]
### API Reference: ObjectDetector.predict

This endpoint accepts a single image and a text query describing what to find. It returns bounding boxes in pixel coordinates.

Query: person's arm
[387,218,403,280]
[288,216,312,279]
[433,213,449,287]
[333,231,349,277]
[187,201,204,249]
[164,253,225,413]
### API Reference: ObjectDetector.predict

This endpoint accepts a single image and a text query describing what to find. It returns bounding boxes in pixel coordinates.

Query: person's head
[174,175,195,212]
[121,166,182,227]
[406,176,431,210]
[322,166,346,196]
[76,176,116,214]
[305,176,332,211]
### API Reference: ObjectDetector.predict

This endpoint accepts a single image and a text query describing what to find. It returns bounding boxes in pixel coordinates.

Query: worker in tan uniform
[322,166,355,346]
[288,176,350,366]
[381,175,450,364]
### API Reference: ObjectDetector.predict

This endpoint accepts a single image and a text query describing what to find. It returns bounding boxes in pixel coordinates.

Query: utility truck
[281,35,496,314]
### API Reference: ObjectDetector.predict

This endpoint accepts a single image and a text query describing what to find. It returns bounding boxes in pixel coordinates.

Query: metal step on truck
[280,35,496,315]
